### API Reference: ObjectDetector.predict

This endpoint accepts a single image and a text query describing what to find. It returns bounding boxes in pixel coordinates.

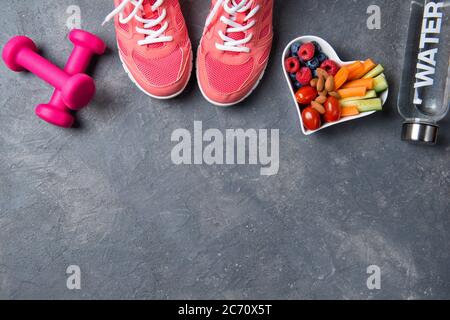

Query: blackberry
[292,81,303,91]
[289,73,297,82]
[290,42,301,57]
[306,57,320,70]
[317,53,328,63]
[312,41,322,53]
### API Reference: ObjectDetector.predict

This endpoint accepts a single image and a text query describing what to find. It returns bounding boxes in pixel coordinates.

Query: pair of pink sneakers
[103,0,274,106]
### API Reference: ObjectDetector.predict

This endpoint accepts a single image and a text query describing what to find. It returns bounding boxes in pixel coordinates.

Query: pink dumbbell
[2,36,96,114]
[36,30,106,128]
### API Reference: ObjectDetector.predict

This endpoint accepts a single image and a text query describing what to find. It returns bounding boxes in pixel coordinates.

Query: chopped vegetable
[348,59,377,80]
[373,74,389,93]
[339,90,377,102]
[341,106,360,117]
[333,67,349,90]
[337,86,367,99]
[340,98,383,112]
[342,78,374,90]
[363,64,384,79]
[346,61,363,74]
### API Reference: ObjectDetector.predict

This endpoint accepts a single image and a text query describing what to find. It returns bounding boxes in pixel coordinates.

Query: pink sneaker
[103,0,192,99]
[197,0,274,106]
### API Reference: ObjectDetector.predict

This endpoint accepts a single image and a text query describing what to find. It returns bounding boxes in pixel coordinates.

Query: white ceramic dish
[282,35,389,136]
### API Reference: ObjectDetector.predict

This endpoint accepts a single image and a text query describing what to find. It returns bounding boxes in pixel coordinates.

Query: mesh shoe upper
[112,0,192,98]
[197,0,274,106]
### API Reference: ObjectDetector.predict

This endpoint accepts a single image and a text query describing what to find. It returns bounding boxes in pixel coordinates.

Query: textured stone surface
[0,0,449,300]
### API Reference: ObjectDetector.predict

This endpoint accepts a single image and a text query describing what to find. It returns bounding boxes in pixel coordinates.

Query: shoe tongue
[143,0,159,23]
[228,12,246,41]
[142,0,164,48]
[225,2,249,54]
[143,0,157,16]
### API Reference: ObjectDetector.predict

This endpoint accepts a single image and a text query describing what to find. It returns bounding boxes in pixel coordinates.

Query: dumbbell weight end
[35,104,75,128]
[2,36,38,72]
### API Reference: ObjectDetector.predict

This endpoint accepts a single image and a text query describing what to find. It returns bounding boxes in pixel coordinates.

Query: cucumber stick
[340,90,377,103]
[374,75,388,92]
[363,64,384,79]
[340,98,382,112]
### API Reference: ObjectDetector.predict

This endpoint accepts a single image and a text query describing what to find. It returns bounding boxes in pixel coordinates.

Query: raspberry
[285,57,300,74]
[320,60,340,76]
[306,57,320,70]
[298,42,315,62]
[296,67,313,86]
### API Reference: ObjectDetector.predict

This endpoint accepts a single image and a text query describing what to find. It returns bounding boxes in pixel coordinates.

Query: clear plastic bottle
[398,0,450,144]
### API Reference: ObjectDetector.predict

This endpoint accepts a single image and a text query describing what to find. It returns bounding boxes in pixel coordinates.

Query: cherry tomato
[295,86,318,105]
[302,107,321,131]
[324,96,341,123]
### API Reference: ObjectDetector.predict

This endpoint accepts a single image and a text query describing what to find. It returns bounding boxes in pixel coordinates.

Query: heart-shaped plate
[282,35,389,135]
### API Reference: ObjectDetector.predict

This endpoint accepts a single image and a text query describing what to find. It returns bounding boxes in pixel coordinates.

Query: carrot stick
[362,59,377,74]
[348,66,365,80]
[334,67,349,90]
[341,106,360,117]
[337,86,367,98]
[342,78,374,90]
[348,59,377,80]
[346,61,363,74]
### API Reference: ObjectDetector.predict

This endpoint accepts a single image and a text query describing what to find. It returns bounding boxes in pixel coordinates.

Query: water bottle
[398,0,449,144]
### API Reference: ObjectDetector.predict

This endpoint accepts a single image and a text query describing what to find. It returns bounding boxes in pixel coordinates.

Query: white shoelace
[205,0,260,53]
[102,0,173,45]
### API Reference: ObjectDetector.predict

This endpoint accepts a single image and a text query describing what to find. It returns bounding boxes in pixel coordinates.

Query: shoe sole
[195,43,270,107]
[118,46,193,100]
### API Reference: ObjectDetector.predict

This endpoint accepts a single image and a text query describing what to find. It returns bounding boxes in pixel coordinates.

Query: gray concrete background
[0,0,449,300]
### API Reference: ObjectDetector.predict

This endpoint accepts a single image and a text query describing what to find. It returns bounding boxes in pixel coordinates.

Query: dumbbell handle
[67,45,94,73]
[47,46,95,111]
[16,47,72,91]
[47,30,106,111]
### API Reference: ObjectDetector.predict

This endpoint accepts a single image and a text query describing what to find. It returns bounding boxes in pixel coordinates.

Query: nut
[319,90,328,96]
[310,78,318,88]
[317,75,325,92]
[316,68,329,78]
[325,76,335,92]
[329,91,341,99]
[315,95,327,104]
[311,101,326,114]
